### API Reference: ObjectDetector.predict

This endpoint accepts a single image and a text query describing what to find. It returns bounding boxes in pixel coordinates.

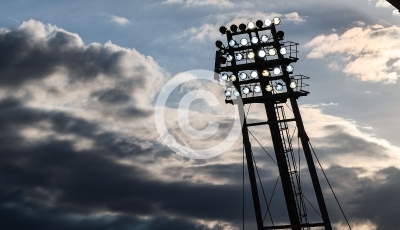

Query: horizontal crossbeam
[264,222,325,229]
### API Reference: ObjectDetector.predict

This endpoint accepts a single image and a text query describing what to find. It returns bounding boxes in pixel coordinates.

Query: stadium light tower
[214,18,333,230]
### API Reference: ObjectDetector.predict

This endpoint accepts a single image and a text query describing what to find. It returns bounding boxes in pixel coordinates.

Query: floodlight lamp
[264,19,272,27]
[225,90,231,97]
[277,31,285,39]
[216,40,223,48]
[256,20,263,28]
[239,23,246,31]
[258,50,266,58]
[289,81,297,89]
[233,90,240,96]
[251,36,259,44]
[273,17,281,25]
[266,85,273,92]
[275,83,283,91]
[247,51,255,59]
[235,53,243,61]
[262,70,270,77]
[220,56,227,64]
[248,21,255,29]
[230,24,238,32]
[221,73,228,81]
[219,26,227,34]
[227,55,233,62]
[229,40,236,47]
[273,67,281,75]
[240,38,248,46]
[261,35,268,42]
[251,70,258,78]
[268,48,277,56]
[239,72,247,80]
[242,86,250,94]
[286,65,294,72]
[230,74,237,82]
[280,47,287,55]
[254,85,261,93]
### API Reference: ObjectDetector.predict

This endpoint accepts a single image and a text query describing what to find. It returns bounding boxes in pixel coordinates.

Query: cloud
[1,19,400,229]
[162,0,234,8]
[176,11,305,43]
[372,0,392,8]
[304,24,400,84]
[111,16,130,26]
[283,12,306,24]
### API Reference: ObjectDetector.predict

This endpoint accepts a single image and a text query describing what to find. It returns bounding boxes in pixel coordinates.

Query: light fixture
[277,31,285,39]
[264,19,272,27]
[227,55,233,62]
[254,85,261,93]
[258,50,266,57]
[225,90,231,97]
[240,38,248,46]
[239,72,247,80]
[286,65,294,72]
[221,73,228,81]
[273,67,281,75]
[273,17,281,25]
[230,74,237,82]
[215,40,223,48]
[275,83,283,91]
[261,35,268,42]
[266,85,273,92]
[250,70,258,78]
[262,70,270,77]
[248,21,255,29]
[247,51,255,59]
[236,53,243,61]
[251,36,259,44]
[280,47,287,55]
[229,40,236,47]
[289,81,297,89]
[220,56,227,64]
[242,86,250,94]
[239,23,246,31]
[268,48,277,56]
[230,24,238,32]
[256,20,263,28]
[219,26,227,34]
[233,90,240,96]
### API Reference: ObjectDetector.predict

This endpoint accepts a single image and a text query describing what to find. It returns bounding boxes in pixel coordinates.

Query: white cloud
[163,0,234,8]
[111,15,130,26]
[284,12,306,25]
[374,0,392,8]
[305,25,400,84]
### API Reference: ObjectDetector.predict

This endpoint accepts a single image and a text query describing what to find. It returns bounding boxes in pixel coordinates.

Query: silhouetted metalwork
[387,0,400,11]
[214,19,332,229]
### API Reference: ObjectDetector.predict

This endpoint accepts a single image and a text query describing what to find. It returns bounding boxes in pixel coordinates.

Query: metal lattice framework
[214,19,333,230]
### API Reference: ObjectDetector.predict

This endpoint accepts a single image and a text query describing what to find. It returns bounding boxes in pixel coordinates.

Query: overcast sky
[0,0,400,229]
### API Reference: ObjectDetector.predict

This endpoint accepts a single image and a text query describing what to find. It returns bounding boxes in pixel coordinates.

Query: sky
[0,0,400,229]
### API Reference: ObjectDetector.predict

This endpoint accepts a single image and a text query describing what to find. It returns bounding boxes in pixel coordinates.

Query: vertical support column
[263,99,301,230]
[289,97,333,230]
[237,102,264,230]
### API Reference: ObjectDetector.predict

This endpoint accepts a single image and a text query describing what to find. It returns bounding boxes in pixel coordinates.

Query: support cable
[243,145,245,230]
[263,176,280,222]
[248,128,321,217]
[309,142,352,230]
[248,130,277,165]
[251,150,274,226]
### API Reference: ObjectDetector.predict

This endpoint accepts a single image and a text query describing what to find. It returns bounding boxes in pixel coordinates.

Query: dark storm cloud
[0,23,115,86]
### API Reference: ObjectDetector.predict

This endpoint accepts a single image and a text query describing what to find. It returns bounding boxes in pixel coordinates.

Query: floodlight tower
[214,19,332,230]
